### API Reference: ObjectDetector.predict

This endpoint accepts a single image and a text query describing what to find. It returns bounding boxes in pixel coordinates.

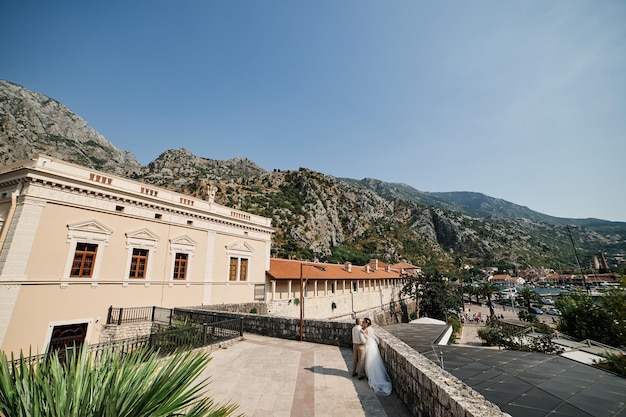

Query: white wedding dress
[364,326,392,396]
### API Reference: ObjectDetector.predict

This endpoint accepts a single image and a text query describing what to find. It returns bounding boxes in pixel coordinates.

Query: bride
[363,318,392,396]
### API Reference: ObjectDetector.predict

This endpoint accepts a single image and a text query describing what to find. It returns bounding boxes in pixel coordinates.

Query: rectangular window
[240,258,248,281]
[228,257,249,281]
[254,284,265,301]
[70,243,98,277]
[129,248,149,279]
[173,253,188,280]
[229,257,238,281]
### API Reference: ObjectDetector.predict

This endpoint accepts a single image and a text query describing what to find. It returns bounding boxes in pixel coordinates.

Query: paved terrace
[197,303,625,417]
[200,333,412,417]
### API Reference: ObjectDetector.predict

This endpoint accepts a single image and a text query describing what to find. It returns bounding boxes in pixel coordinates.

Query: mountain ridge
[0,79,142,177]
[2,79,624,273]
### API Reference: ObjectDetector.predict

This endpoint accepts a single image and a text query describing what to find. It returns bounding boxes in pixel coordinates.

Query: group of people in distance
[351,317,393,396]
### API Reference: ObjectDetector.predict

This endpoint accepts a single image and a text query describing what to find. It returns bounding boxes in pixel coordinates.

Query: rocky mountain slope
[0,80,141,177]
[135,152,623,272]
[352,178,626,241]
[2,79,624,274]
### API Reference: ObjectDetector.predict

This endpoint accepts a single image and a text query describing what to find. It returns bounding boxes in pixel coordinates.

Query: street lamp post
[459,281,465,312]
[299,262,304,342]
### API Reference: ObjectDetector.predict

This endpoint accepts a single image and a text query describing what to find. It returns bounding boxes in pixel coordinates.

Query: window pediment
[169,234,197,257]
[64,220,112,278]
[125,228,159,249]
[125,228,159,242]
[226,240,253,260]
[170,234,197,247]
[67,220,113,236]
[226,241,253,253]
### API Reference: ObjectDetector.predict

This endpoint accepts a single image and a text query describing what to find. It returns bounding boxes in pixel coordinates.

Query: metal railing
[148,318,242,355]
[105,306,243,349]
[11,307,243,370]
[172,308,236,324]
[11,314,243,370]
[89,335,151,360]
[9,335,151,369]
[107,306,173,325]
[149,325,205,355]
[201,318,243,340]
[152,307,173,324]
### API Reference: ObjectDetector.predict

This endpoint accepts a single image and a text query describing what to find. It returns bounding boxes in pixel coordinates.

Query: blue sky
[2,1,625,221]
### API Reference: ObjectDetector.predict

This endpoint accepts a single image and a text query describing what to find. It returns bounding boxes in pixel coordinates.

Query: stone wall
[333,298,415,326]
[200,288,415,327]
[99,322,152,343]
[190,296,414,345]
[265,286,411,322]
[186,308,353,345]
[196,302,268,315]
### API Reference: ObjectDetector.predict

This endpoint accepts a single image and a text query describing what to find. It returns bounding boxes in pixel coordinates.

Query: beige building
[0,156,274,356]
[267,258,404,300]
[265,258,408,320]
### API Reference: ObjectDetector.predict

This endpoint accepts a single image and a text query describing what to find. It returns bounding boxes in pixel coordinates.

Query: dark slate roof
[384,323,626,417]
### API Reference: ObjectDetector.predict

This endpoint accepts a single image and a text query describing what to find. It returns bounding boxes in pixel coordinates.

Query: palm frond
[0,347,241,417]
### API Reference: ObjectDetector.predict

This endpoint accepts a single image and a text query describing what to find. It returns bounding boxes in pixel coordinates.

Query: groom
[351,318,367,380]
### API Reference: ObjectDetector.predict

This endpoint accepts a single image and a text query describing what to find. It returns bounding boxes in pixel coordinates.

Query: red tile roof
[391,261,419,270]
[267,258,402,280]
[490,274,516,281]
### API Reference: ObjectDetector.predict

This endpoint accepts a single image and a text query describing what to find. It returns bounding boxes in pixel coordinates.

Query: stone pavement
[199,333,412,417]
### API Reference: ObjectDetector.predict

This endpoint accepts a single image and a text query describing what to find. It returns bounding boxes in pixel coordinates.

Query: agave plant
[0,347,241,417]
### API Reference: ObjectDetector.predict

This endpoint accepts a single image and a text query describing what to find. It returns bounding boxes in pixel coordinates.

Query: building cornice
[3,156,275,236]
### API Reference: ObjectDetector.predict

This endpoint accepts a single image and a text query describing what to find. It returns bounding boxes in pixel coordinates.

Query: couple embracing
[351,317,392,396]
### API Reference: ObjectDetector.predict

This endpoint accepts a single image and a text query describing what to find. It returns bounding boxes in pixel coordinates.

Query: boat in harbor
[534,288,561,296]
[498,287,518,299]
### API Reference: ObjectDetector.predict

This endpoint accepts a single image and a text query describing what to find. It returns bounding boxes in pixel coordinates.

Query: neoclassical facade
[0,156,274,355]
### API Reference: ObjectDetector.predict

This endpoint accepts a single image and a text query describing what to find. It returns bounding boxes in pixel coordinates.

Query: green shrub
[0,347,241,417]
[446,314,462,344]
[477,326,502,346]
[518,310,539,323]
[532,322,555,335]
[594,352,626,377]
